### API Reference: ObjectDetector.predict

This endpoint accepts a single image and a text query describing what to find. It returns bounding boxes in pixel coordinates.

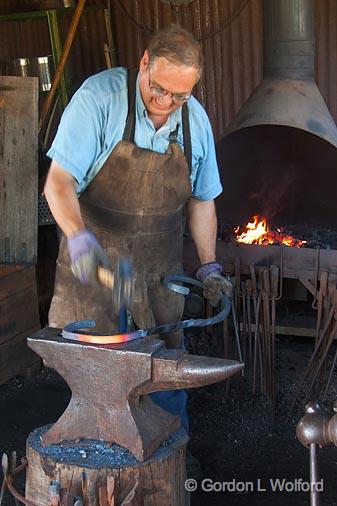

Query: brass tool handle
[97,266,114,289]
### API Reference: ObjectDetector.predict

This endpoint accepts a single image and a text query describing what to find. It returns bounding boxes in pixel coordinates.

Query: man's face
[139,50,199,119]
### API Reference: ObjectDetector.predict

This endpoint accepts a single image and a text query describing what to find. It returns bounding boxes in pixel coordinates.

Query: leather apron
[48,70,192,348]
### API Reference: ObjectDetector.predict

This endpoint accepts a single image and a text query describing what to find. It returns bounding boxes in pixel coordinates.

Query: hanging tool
[288,290,337,419]
[246,279,253,363]
[270,265,279,408]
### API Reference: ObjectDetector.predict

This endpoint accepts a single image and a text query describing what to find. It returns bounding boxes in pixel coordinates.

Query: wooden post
[25,425,190,506]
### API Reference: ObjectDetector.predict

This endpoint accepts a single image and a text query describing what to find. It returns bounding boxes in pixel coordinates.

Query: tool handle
[270,265,279,297]
[97,266,114,289]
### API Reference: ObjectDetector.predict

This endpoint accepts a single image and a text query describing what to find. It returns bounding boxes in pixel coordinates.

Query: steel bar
[253,295,261,394]
[288,300,337,419]
[263,269,272,402]
[246,280,253,364]
[309,444,320,506]
[230,300,244,367]
[322,344,337,401]
[304,320,337,404]
[241,281,247,361]
[259,269,267,396]
[270,265,279,409]
[315,272,328,345]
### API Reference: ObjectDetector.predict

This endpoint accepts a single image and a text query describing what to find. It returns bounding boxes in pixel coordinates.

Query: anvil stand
[24,327,243,506]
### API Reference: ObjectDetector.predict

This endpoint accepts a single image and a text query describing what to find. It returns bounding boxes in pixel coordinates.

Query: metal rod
[322,344,337,401]
[309,444,320,506]
[231,300,244,369]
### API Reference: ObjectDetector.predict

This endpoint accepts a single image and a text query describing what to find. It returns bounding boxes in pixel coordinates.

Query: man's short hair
[147,24,204,77]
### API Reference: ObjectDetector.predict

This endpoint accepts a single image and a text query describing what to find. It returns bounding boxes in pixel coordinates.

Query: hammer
[97,257,133,332]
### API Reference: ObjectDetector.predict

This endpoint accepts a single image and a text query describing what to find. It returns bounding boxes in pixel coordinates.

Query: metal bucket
[29,55,54,92]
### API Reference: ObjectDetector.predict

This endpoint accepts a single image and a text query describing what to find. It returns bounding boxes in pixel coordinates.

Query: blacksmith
[44,24,228,442]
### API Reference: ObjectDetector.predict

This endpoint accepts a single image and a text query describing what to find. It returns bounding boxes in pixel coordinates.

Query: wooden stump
[25,425,190,505]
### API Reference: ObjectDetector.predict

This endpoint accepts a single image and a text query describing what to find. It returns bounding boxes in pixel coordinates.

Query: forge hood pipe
[226,0,337,149]
[263,0,314,80]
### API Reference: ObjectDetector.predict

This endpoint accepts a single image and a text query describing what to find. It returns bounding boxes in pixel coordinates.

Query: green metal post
[47,9,68,110]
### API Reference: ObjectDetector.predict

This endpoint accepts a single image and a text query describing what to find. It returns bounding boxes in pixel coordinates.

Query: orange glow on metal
[235,215,307,248]
[62,331,141,344]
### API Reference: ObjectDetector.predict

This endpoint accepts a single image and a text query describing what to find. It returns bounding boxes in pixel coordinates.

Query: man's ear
[139,50,149,72]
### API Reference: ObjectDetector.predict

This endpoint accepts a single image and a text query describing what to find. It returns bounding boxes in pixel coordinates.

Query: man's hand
[67,229,110,285]
[196,262,232,307]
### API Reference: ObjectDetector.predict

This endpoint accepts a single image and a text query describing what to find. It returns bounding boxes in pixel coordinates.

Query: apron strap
[123,67,192,174]
[122,68,138,142]
[182,102,192,174]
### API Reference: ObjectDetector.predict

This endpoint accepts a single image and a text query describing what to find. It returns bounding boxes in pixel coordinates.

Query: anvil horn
[138,350,243,393]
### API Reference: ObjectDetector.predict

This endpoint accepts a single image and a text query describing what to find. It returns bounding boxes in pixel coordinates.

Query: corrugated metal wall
[316,0,337,123]
[0,0,336,141]
[110,0,263,141]
[0,0,105,14]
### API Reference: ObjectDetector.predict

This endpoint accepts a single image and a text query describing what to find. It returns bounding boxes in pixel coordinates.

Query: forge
[191,0,337,409]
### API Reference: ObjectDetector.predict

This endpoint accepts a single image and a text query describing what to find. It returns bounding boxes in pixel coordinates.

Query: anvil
[28,327,243,461]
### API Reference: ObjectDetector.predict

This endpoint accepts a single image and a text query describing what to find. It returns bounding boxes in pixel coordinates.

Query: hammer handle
[97,266,114,289]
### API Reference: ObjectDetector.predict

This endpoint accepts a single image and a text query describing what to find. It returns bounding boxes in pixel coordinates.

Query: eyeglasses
[148,68,191,104]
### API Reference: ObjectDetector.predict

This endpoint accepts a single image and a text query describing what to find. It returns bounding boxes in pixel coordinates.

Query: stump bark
[25,425,189,505]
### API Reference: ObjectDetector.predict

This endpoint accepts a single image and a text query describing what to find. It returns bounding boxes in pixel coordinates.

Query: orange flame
[235,215,306,248]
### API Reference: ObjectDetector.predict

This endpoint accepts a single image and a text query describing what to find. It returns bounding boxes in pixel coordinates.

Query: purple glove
[67,229,110,285]
[196,262,232,306]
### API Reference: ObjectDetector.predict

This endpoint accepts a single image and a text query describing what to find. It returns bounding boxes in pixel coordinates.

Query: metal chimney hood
[226,0,337,148]
[217,0,337,228]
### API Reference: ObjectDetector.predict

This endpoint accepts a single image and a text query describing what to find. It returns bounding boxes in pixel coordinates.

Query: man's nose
[156,93,173,105]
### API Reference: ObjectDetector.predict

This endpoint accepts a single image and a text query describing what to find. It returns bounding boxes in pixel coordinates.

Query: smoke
[249,163,300,223]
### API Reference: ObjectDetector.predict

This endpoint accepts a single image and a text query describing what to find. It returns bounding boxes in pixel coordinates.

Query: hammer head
[97,257,133,312]
[113,256,133,311]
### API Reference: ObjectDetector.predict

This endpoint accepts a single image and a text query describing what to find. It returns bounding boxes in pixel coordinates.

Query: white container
[13,58,30,77]
[30,55,54,92]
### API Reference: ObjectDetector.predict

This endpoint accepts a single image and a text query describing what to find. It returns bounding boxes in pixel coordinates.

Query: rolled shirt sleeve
[47,88,103,187]
[187,97,223,201]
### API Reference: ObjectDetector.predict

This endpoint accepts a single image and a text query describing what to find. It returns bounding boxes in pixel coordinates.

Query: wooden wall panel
[0,76,38,263]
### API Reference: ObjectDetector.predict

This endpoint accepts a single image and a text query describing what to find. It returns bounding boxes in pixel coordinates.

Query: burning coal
[234,215,307,248]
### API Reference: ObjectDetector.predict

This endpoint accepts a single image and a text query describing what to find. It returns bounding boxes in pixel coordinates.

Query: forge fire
[234,215,307,248]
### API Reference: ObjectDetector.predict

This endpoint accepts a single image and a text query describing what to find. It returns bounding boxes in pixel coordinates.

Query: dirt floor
[1,329,337,505]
